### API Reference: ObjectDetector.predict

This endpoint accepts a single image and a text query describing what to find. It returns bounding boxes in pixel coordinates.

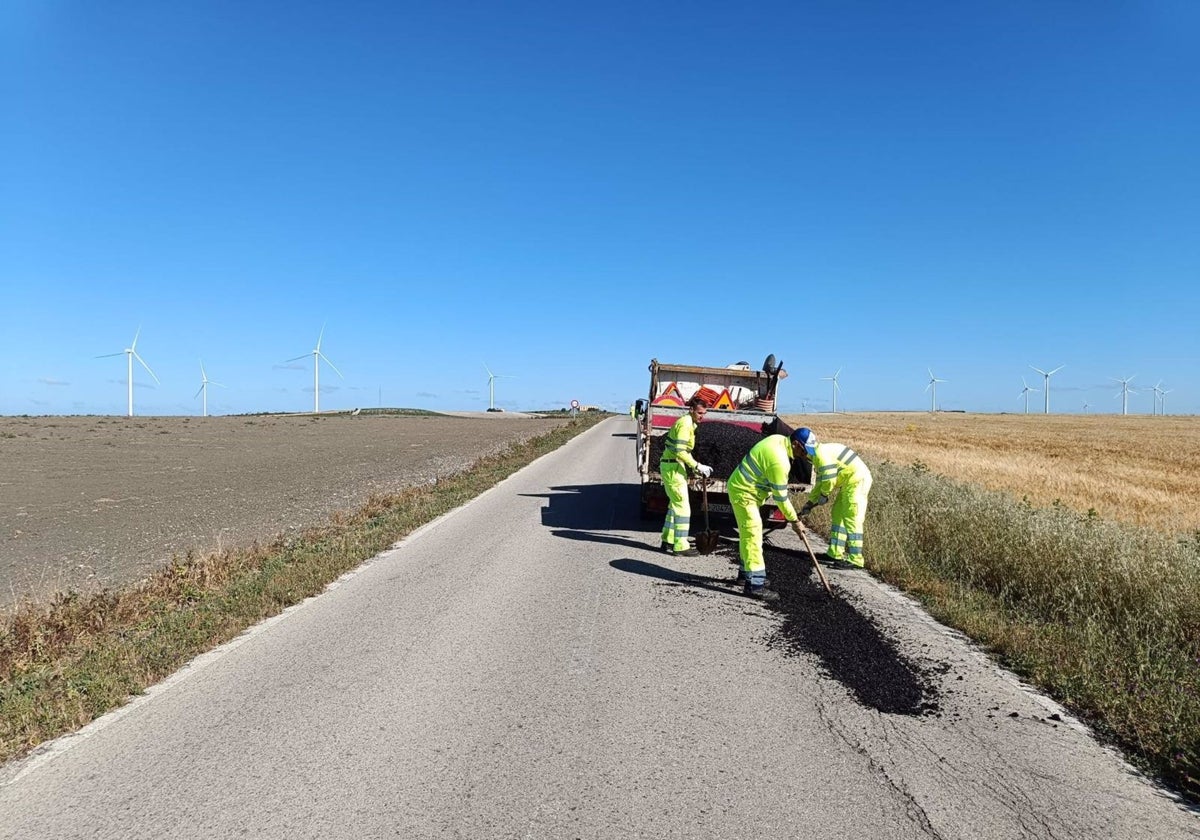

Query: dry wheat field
[779,412,1200,534]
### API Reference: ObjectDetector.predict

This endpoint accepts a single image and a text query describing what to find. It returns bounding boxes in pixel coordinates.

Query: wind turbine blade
[211,380,227,388]
[284,354,309,363]
[1048,365,1065,375]
[483,363,494,377]
[131,326,141,350]
[133,351,160,384]
[194,384,205,399]
[318,352,344,378]
[316,324,326,352]
[1030,365,1047,376]
[95,352,125,358]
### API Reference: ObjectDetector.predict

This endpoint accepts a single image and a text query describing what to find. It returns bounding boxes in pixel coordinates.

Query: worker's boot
[743,582,779,602]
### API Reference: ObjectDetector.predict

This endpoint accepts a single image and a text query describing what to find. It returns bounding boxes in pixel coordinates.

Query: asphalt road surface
[1,418,1196,838]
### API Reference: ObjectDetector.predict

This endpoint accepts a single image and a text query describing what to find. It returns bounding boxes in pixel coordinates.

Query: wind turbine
[96,327,159,417]
[285,325,343,413]
[484,363,515,411]
[821,368,842,413]
[1018,378,1039,414]
[1030,364,1064,414]
[1112,375,1136,416]
[1082,401,1090,415]
[194,361,226,417]
[925,369,946,412]
[1161,387,1173,415]
[1147,381,1166,417]
[1151,381,1166,416]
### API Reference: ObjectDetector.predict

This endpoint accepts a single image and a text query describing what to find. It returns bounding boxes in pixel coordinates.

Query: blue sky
[3,1,1197,416]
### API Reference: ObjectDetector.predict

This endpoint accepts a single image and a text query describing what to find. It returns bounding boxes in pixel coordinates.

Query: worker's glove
[799,502,815,516]
[696,464,713,478]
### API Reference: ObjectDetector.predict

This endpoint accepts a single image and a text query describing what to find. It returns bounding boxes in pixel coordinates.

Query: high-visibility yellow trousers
[826,477,871,567]
[660,462,691,552]
[729,483,767,586]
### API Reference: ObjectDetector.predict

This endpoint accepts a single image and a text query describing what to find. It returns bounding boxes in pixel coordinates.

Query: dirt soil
[1,413,571,612]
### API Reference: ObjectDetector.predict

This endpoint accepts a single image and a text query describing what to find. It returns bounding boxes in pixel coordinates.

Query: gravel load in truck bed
[649,420,810,484]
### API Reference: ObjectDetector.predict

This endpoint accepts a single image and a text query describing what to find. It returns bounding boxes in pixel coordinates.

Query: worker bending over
[727,429,808,601]
[795,427,872,568]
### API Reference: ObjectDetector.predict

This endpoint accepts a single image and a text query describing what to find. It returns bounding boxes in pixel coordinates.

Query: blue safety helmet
[791,427,818,456]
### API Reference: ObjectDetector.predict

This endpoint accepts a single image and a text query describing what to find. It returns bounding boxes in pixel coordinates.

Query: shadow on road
[523,483,658,534]
[610,557,742,598]
[551,529,652,553]
[610,432,636,439]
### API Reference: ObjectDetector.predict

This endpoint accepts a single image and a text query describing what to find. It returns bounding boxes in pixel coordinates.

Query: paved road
[1,417,1196,838]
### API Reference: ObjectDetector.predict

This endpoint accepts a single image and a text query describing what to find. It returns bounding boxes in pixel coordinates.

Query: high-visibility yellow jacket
[660,414,700,471]
[727,434,799,522]
[807,442,871,504]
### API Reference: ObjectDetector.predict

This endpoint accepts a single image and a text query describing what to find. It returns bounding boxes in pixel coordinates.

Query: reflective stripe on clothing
[660,414,700,471]
[726,434,799,523]
[660,461,693,551]
[823,474,871,568]
[807,441,871,507]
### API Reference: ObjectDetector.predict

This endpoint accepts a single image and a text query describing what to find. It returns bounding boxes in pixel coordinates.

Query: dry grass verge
[0,414,606,765]
[783,412,1200,534]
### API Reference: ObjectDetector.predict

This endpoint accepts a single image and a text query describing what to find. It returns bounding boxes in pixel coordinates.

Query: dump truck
[634,356,812,530]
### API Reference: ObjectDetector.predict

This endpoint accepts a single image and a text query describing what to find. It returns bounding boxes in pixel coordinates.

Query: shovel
[695,479,722,555]
[794,522,835,597]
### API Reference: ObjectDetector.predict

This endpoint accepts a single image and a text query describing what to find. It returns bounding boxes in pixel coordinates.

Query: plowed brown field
[1,413,571,612]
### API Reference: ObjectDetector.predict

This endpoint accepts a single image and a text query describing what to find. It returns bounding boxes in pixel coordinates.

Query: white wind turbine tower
[1112,375,1136,416]
[925,368,946,412]
[1030,364,1064,414]
[1151,381,1167,416]
[96,327,159,417]
[484,363,515,411]
[1018,378,1039,414]
[285,326,343,413]
[1083,401,1090,415]
[1161,387,1173,415]
[821,368,842,413]
[194,361,226,417]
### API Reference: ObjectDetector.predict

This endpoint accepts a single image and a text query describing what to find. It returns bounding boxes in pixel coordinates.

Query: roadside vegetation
[787,412,1200,798]
[0,413,606,766]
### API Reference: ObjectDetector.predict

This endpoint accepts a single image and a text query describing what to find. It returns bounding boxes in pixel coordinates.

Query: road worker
[659,397,714,557]
[726,430,807,601]
[794,427,872,568]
